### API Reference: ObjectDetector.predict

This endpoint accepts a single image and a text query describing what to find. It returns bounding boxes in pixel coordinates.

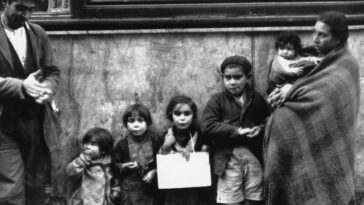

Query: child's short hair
[275,31,302,52]
[166,95,198,121]
[122,104,153,127]
[220,55,252,78]
[82,127,114,155]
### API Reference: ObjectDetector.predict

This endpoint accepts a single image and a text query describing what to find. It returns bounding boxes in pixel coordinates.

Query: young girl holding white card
[159,95,212,205]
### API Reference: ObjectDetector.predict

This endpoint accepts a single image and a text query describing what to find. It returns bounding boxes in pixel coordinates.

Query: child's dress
[67,155,112,205]
[111,131,162,205]
[159,124,213,205]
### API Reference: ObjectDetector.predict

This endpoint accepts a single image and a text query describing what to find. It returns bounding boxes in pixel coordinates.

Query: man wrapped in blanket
[265,11,360,205]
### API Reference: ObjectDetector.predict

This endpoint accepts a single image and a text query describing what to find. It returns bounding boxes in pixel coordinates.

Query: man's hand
[143,169,156,184]
[34,88,54,104]
[22,70,46,98]
[22,70,55,104]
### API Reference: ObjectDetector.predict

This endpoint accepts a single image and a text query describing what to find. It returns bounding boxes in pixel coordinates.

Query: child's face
[278,43,296,60]
[127,113,147,137]
[83,140,101,159]
[223,66,249,97]
[172,103,193,130]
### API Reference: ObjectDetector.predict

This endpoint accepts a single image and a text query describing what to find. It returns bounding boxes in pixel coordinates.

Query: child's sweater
[67,155,112,205]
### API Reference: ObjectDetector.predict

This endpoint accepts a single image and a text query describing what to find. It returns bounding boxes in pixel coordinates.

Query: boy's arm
[201,96,243,143]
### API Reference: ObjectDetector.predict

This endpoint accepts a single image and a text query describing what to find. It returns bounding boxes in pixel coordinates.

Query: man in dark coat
[0,0,60,204]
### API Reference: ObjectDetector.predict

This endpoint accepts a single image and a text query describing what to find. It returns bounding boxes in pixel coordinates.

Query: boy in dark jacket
[202,55,270,205]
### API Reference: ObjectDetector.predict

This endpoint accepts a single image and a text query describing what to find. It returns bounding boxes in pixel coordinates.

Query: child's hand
[110,190,120,202]
[122,161,138,170]
[247,126,261,138]
[83,150,99,160]
[161,130,176,153]
[143,169,156,184]
[237,127,251,136]
[201,145,209,152]
[79,153,92,163]
[181,150,191,161]
[287,65,304,76]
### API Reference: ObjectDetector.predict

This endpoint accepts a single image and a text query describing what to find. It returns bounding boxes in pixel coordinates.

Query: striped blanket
[264,45,360,205]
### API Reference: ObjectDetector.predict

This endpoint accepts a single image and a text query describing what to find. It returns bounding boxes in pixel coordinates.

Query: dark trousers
[0,110,49,205]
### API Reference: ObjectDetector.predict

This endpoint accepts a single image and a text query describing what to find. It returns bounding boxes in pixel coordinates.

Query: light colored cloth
[217,146,263,203]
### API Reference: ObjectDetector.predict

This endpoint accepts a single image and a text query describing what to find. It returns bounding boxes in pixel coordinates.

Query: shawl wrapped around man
[264,45,360,205]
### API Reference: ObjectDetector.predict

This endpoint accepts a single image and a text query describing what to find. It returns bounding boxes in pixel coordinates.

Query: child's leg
[232,147,263,203]
[216,153,245,204]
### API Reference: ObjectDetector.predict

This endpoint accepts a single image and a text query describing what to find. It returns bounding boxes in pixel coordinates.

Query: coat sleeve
[0,77,26,100]
[201,95,241,144]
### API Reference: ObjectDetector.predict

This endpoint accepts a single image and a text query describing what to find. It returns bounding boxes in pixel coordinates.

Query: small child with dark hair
[67,127,115,205]
[202,55,271,205]
[267,31,321,95]
[110,104,162,205]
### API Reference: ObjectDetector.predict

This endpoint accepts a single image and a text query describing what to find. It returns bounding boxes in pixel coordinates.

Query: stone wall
[47,27,364,200]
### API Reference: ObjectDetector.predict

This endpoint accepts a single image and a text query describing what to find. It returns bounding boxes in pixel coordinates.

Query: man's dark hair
[122,103,153,127]
[275,31,302,52]
[317,11,349,44]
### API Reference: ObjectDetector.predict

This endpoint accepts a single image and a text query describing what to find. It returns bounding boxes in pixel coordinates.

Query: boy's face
[223,65,249,97]
[278,43,296,60]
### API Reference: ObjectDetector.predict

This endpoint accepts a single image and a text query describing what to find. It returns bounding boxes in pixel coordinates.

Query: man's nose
[313,33,319,43]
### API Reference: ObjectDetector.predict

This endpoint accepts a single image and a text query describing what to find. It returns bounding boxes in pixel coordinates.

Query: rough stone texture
[47,29,364,200]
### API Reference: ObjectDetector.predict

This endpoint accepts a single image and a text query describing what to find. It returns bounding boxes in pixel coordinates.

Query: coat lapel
[25,23,40,69]
[0,22,13,71]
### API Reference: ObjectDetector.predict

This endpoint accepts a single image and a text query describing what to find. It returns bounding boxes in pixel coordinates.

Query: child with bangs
[159,95,212,205]
[67,127,115,205]
[110,104,162,205]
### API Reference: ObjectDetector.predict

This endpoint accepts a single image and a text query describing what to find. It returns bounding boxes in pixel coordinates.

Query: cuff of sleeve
[12,78,27,100]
